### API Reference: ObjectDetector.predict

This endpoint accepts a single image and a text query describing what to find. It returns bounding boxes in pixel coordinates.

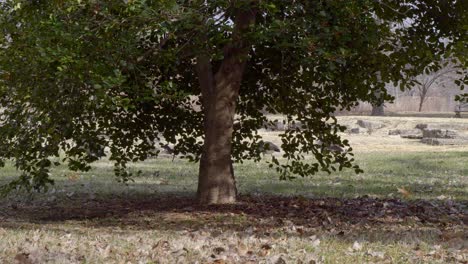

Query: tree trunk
[418,85,427,112]
[371,105,385,116]
[371,82,385,116]
[196,8,256,204]
[418,97,424,112]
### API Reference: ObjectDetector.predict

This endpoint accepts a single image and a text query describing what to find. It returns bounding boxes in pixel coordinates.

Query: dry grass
[0,116,467,263]
[262,115,468,153]
[1,195,466,264]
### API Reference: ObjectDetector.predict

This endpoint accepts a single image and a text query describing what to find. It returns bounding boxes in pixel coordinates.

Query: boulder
[86,147,106,159]
[262,121,278,131]
[160,144,174,154]
[445,130,458,138]
[388,129,401,135]
[276,121,286,131]
[349,128,360,134]
[400,129,423,139]
[325,145,344,153]
[258,141,281,153]
[357,120,384,130]
[288,121,303,130]
[421,138,468,146]
[315,140,344,153]
[262,120,286,131]
[422,129,458,139]
[415,124,429,130]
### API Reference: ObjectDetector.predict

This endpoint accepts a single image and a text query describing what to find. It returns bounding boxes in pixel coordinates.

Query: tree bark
[371,80,385,116]
[418,85,428,112]
[418,96,424,112]
[196,7,256,204]
[371,104,385,116]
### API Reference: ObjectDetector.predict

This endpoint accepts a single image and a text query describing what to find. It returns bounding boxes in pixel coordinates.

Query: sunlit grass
[3,151,465,201]
[1,115,467,263]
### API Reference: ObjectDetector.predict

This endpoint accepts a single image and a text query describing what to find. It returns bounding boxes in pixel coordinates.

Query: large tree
[0,0,466,204]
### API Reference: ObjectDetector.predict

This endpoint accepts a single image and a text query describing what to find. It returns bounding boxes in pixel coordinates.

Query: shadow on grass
[249,181,468,201]
[0,189,465,246]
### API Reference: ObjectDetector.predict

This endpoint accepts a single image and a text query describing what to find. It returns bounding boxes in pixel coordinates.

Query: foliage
[0,0,466,192]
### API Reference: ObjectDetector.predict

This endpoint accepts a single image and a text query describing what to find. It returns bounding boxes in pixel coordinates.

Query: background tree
[371,99,385,116]
[413,60,463,112]
[371,74,385,116]
[0,0,466,204]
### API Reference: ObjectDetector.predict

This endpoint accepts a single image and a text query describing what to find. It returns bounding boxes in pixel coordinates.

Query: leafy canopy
[0,0,466,192]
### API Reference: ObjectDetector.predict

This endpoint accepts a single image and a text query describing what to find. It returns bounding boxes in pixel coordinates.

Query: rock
[276,122,286,131]
[357,120,384,130]
[445,130,458,138]
[262,120,286,131]
[349,128,360,134]
[415,123,468,131]
[263,120,303,131]
[315,140,344,153]
[161,144,174,154]
[258,141,281,153]
[262,121,277,131]
[421,138,468,146]
[400,129,423,139]
[86,148,106,159]
[274,256,287,264]
[326,145,344,153]
[388,129,401,135]
[422,129,458,139]
[288,121,302,130]
[415,124,429,130]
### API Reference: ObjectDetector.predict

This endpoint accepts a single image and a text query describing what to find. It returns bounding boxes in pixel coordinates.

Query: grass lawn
[0,116,467,263]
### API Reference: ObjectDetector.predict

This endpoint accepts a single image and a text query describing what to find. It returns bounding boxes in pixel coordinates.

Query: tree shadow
[0,191,465,246]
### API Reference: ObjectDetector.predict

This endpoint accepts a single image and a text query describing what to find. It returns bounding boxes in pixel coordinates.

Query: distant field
[338,111,467,118]
[0,116,467,263]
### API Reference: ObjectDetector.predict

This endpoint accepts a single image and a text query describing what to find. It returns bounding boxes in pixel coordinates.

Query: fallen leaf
[397,187,411,198]
[237,243,248,256]
[152,240,170,252]
[259,244,272,257]
[14,253,32,264]
[352,241,363,251]
[261,244,272,250]
[310,236,321,248]
[273,256,287,264]
[366,250,385,259]
[213,247,225,255]
[67,173,79,182]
